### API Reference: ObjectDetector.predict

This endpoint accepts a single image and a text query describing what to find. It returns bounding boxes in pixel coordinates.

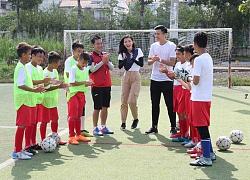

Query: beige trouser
[121,71,141,122]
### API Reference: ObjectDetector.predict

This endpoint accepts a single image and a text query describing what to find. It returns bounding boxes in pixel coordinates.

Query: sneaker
[145,127,158,134]
[187,147,198,154]
[170,128,177,137]
[181,138,191,145]
[68,137,79,145]
[190,156,212,166]
[100,126,114,134]
[172,136,186,142]
[93,127,103,136]
[75,135,91,142]
[59,140,67,145]
[190,152,202,159]
[196,152,216,161]
[24,147,36,155]
[131,119,139,129]
[31,143,42,150]
[12,151,31,160]
[171,132,181,138]
[184,141,197,148]
[120,123,126,131]
[81,130,94,137]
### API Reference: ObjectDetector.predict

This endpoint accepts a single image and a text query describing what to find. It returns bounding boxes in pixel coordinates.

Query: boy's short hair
[154,25,168,34]
[72,40,84,50]
[176,45,184,53]
[31,45,45,56]
[16,42,32,57]
[79,52,90,61]
[48,51,61,64]
[194,32,207,48]
[184,44,194,55]
[91,35,101,44]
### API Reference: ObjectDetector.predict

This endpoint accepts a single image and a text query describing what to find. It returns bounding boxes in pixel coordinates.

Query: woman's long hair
[118,34,136,54]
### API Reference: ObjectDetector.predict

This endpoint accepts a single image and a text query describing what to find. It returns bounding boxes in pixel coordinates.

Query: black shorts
[91,87,111,110]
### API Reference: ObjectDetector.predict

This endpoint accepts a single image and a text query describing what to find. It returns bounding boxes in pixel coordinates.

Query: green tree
[8,0,43,35]
[239,0,250,46]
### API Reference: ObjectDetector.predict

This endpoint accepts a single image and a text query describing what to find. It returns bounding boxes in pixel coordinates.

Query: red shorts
[173,85,182,112]
[191,101,211,127]
[40,105,59,123]
[68,92,86,118]
[16,105,36,126]
[185,91,191,117]
[177,88,189,114]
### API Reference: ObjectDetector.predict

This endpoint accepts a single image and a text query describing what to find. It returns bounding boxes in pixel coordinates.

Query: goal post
[64,28,233,87]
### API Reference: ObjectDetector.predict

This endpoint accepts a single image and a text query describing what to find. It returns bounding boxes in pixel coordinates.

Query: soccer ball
[195,142,202,152]
[47,132,61,145]
[216,136,231,151]
[41,137,57,152]
[176,118,180,130]
[229,130,244,143]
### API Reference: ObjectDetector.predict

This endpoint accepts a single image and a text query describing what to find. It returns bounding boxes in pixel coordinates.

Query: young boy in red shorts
[67,52,94,145]
[12,42,45,160]
[39,51,68,146]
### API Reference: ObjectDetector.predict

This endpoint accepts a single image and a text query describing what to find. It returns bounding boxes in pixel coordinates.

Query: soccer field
[0,84,250,180]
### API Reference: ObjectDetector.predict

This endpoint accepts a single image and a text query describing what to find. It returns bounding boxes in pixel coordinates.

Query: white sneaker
[184,141,197,148]
[22,150,33,156]
[12,151,31,160]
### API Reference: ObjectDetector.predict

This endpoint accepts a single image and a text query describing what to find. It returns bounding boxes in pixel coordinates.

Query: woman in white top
[118,35,144,130]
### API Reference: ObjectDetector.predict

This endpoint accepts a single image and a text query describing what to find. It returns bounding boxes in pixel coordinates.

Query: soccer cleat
[171,132,181,138]
[190,156,212,166]
[59,140,67,145]
[24,147,36,155]
[184,141,197,148]
[100,126,114,134]
[187,147,198,154]
[93,127,103,136]
[190,152,202,159]
[172,136,186,142]
[131,119,139,129]
[196,152,216,161]
[170,128,177,138]
[145,127,158,134]
[120,123,126,131]
[12,151,32,160]
[81,130,94,137]
[75,135,91,142]
[68,137,79,145]
[31,143,42,150]
[181,138,192,145]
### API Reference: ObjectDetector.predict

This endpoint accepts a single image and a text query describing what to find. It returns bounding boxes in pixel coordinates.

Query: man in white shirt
[145,25,177,137]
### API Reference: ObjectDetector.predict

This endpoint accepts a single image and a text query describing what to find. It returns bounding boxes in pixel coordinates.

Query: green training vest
[67,65,88,102]
[28,62,44,104]
[64,56,77,84]
[14,62,37,110]
[42,68,59,108]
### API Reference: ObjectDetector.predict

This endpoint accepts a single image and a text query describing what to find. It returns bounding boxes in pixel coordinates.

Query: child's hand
[43,76,51,84]
[85,79,94,87]
[152,55,160,62]
[159,64,168,73]
[58,82,67,89]
[49,78,61,85]
[34,85,45,93]
[122,53,127,59]
[102,54,110,64]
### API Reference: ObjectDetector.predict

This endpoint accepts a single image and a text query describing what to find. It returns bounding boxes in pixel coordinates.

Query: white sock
[80,116,85,131]
[101,125,106,128]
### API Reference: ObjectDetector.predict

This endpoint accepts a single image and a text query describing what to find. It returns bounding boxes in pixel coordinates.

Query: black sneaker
[170,128,177,137]
[145,127,158,134]
[32,143,42,150]
[120,123,126,131]
[131,119,139,129]
[24,147,36,155]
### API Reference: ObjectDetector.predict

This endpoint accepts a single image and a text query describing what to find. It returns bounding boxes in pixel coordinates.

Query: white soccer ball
[47,132,61,145]
[216,136,231,151]
[229,130,244,143]
[176,118,180,131]
[195,142,202,152]
[41,137,57,152]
